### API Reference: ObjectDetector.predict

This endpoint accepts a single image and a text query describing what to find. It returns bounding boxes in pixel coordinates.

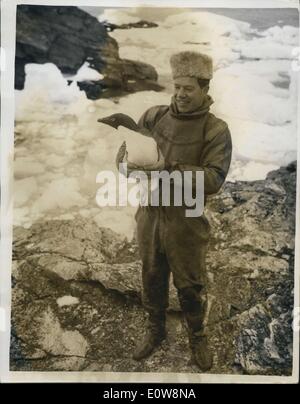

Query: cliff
[15,5,163,99]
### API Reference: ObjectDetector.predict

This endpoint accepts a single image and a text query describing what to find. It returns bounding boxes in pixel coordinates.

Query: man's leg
[133,253,170,360]
[133,207,170,360]
[165,213,213,370]
[177,285,212,371]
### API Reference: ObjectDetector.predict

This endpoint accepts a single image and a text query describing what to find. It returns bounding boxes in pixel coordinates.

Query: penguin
[97,113,164,169]
[98,113,165,204]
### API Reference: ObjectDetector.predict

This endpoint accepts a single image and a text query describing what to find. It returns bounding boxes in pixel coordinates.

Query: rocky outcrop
[11,162,296,374]
[15,5,163,99]
[204,162,296,375]
[103,20,158,32]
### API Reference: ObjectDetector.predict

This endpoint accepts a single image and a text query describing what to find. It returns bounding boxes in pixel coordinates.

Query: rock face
[15,5,163,99]
[204,162,296,375]
[11,162,296,374]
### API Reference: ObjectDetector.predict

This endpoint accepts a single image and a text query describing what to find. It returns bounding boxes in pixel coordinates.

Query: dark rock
[103,20,158,32]
[15,5,163,99]
[11,162,296,374]
[76,59,163,100]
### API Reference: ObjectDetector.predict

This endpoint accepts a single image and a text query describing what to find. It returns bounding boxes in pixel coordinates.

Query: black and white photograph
[0,0,299,383]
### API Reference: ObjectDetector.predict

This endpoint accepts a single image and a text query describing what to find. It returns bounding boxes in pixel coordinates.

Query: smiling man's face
[173,76,208,113]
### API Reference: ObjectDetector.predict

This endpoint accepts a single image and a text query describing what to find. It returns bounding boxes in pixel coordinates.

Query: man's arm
[137,105,169,135]
[167,126,232,195]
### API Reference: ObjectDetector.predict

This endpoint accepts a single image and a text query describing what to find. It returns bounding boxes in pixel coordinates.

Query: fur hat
[170,51,213,80]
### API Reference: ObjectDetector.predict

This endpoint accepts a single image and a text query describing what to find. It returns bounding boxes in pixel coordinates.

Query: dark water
[200,8,299,30]
[81,7,299,30]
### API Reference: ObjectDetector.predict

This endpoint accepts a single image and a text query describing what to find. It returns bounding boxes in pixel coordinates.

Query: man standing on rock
[119,51,232,371]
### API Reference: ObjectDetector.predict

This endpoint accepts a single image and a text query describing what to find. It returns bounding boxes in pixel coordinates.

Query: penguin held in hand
[97,113,164,169]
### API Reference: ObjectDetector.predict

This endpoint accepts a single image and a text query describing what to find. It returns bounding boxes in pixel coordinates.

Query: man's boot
[133,310,166,360]
[187,327,213,372]
[178,287,213,371]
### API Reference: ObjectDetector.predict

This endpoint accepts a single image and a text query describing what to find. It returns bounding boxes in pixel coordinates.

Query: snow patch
[98,9,140,25]
[14,177,38,208]
[14,157,45,179]
[32,178,87,212]
[66,62,104,82]
[57,296,80,307]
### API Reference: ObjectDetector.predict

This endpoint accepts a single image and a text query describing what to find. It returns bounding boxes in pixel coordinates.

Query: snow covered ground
[14,9,298,238]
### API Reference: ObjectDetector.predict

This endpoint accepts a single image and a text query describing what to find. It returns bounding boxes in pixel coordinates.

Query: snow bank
[14,157,45,179]
[14,177,38,208]
[234,24,298,60]
[15,63,89,122]
[261,25,299,46]
[211,65,297,126]
[65,62,104,82]
[109,12,246,77]
[98,9,140,25]
[228,160,280,182]
[162,12,252,38]
[235,38,294,59]
[32,178,87,212]
[93,207,137,240]
[14,61,172,236]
